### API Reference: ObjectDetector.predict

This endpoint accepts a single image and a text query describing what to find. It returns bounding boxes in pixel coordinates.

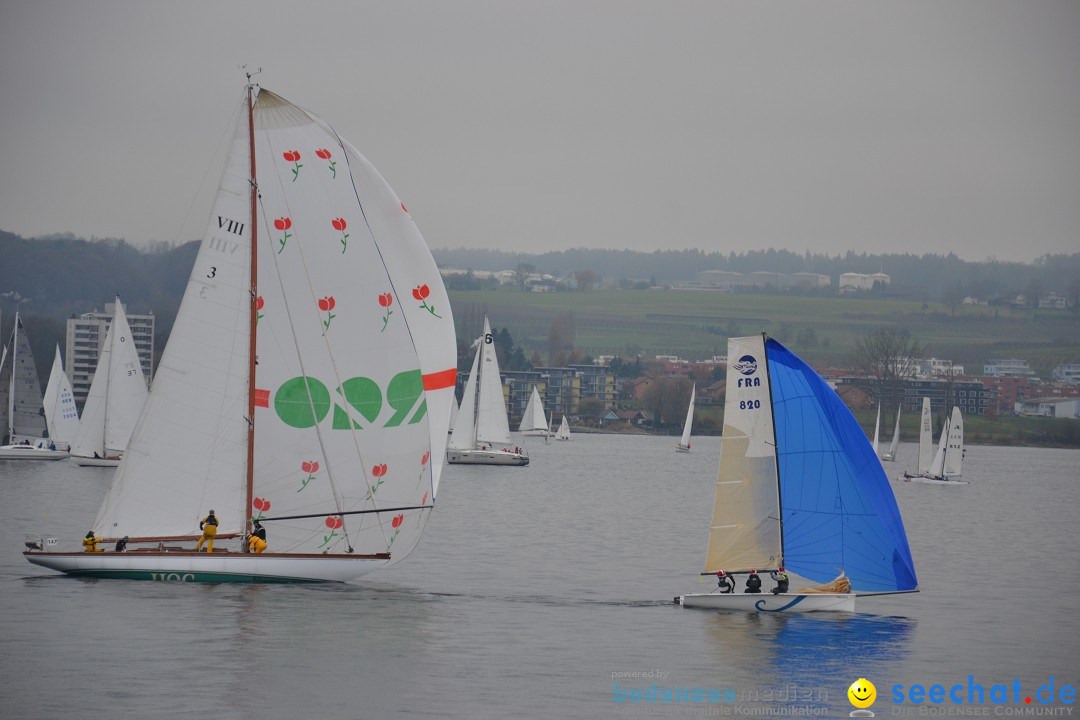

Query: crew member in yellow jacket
[82,530,104,552]
[247,520,267,554]
[196,510,219,553]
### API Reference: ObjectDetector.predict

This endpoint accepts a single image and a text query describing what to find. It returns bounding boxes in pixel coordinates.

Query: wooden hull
[24,550,389,583]
[0,445,68,460]
[678,592,855,613]
[446,448,529,466]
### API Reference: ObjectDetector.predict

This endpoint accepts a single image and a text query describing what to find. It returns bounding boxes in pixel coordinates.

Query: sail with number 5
[26,84,456,582]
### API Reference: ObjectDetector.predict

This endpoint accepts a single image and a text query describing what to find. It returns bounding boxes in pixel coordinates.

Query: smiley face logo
[848,678,877,709]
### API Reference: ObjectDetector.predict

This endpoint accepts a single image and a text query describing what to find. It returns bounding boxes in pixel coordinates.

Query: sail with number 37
[25,80,457,582]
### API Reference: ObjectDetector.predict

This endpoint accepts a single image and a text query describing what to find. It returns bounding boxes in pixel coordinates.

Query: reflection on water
[700,611,915,695]
[1,440,1077,719]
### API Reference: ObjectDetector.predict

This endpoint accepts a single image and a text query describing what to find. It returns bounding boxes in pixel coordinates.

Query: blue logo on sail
[733,355,757,376]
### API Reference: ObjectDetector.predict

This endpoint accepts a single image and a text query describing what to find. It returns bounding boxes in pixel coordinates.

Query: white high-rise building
[65,301,154,407]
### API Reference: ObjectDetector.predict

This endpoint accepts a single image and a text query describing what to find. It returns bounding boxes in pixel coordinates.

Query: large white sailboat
[447,316,528,466]
[0,313,66,460]
[69,297,149,467]
[678,335,919,613]
[518,386,550,437]
[675,383,695,452]
[902,406,966,484]
[25,80,457,582]
[43,345,80,452]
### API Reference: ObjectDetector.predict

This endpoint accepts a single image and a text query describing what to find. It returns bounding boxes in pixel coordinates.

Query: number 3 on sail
[25,80,457,583]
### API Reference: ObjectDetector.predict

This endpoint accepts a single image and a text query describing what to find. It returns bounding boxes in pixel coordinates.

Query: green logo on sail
[273,370,427,429]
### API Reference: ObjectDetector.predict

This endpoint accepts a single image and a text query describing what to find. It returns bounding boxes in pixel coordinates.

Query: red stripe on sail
[254,388,270,408]
[422,368,456,391]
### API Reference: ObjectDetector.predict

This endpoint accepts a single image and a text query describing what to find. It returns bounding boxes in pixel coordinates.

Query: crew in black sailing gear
[745,570,762,593]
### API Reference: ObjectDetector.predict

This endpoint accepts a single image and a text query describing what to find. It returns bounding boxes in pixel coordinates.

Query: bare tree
[642,375,693,429]
[852,328,924,410]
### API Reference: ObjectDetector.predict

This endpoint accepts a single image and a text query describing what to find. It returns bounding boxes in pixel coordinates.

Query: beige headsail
[703,335,783,573]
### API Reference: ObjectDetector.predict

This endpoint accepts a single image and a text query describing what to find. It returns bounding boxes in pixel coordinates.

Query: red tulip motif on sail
[332,217,349,254]
[412,284,442,318]
[283,150,302,182]
[274,217,292,254]
[378,292,394,332]
[318,296,336,334]
[315,148,336,179]
[320,515,343,548]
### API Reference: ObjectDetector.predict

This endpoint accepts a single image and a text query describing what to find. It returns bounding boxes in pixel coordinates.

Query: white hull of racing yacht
[0,445,68,460]
[678,591,855,613]
[446,448,529,466]
[24,549,389,583]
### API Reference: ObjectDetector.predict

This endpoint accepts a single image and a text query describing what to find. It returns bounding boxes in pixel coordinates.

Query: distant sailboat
[446,316,528,466]
[880,406,901,462]
[69,298,149,467]
[25,80,457,582]
[518,386,550,437]
[0,313,66,460]
[554,415,571,441]
[676,383,695,453]
[678,334,918,613]
[903,406,966,484]
[43,345,79,451]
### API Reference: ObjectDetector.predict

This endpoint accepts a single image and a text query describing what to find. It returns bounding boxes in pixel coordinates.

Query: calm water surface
[1,436,1077,719]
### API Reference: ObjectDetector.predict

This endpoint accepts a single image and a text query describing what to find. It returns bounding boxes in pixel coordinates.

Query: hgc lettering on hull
[150,572,195,582]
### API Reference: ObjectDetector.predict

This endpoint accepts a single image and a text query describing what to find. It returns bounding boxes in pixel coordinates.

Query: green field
[448,287,1080,375]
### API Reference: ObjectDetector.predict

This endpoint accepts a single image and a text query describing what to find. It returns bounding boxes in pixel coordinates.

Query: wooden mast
[243,78,258,550]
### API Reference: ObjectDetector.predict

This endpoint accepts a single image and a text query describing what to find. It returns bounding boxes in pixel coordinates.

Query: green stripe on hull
[66,569,329,583]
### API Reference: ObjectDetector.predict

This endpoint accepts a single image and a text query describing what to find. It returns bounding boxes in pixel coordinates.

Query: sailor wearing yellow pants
[195,510,218,552]
[82,531,104,552]
[247,520,267,554]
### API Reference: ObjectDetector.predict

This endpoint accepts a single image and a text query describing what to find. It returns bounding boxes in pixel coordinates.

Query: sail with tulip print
[25,83,457,583]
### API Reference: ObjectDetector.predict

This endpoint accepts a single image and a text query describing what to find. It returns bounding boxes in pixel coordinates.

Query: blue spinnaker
[766,339,918,592]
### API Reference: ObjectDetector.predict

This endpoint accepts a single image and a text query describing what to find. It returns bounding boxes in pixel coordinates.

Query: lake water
[1,436,1077,719]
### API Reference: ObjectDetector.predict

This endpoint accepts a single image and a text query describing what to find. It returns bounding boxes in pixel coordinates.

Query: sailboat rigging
[446,316,529,466]
[25,80,457,581]
[678,335,918,613]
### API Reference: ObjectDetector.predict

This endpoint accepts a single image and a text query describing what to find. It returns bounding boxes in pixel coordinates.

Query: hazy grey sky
[1,1,1078,263]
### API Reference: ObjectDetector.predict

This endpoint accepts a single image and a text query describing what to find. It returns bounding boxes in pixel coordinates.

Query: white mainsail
[448,340,480,451]
[43,345,79,448]
[917,397,933,475]
[871,403,881,455]
[704,337,782,572]
[555,415,570,440]
[927,418,948,478]
[70,299,148,459]
[678,383,696,449]
[92,87,456,563]
[942,407,964,479]
[3,313,48,444]
[883,405,901,461]
[474,316,513,446]
[518,386,549,435]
